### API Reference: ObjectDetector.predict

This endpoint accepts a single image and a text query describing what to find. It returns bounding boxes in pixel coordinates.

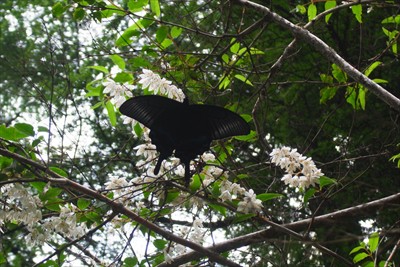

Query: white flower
[134,143,157,162]
[137,69,185,102]
[164,250,173,264]
[237,189,263,214]
[103,79,134,108]
[106,176,129,190]
[270,146,324,189]
[201,152,215,162]
[220,190,232,202]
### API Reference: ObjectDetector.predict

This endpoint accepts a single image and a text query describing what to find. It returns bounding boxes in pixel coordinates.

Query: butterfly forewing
[119,95,184,128]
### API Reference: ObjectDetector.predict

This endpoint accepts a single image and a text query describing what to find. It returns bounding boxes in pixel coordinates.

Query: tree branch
[158,192,400,266]
[232,0,400,112]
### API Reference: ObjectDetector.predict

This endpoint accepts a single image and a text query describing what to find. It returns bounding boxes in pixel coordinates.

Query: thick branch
[159,192,400,266]
[232,0,400,112]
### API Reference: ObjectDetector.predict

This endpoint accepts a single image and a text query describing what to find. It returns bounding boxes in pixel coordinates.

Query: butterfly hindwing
[189,105,250,140]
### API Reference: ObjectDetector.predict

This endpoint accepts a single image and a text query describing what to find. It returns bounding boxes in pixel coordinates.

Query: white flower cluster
[103,79,134,107]
[105,176,145,209]
[138,69,186,102]
[0,184,87,246]
[270,146,324,189]
[28,204,88,245]
[164,218,205,265]
[219,180,263,214]
[0,184,42,229]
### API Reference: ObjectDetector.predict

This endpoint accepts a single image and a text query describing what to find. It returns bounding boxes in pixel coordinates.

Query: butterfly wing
[120,95,187,175]
[119,95,184,128]
[189,105,250,140]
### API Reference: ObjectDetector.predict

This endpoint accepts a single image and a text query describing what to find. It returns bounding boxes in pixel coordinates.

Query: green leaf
[73,7,86,21]
[234,74,253,86]
[363,262,375,267]
[46,202,62,212]
[324,1,336,23]
[353,252,369,263]
[0,252,6,264]
[160,38,173,49]
[43,187,63,200]
[85,211,102,224]
[49,166,68,177]
[190,174,202,191]
[101,5,125,18]
[170,26,182,38]
[133,122,143,137]
[368,232,379,252]
[318,176,337,188]
[382,15,400,25]
[296,5,306,15]
[14,123,35,137]
[150,0,160,17]
[349,245,365,254]
[346,86,357,109]
[332,64,347,83]
[230,42,240,54]
[128,0,148,13]
[234,130,257,142]
[116,24,141,47]
[0,156,13,169]
[0,125,29,141]
[52,2,66,18]
[373,78,388,84]
[320,86,338,104]
[153,239,168,250]
[156,26,168,43]
[77,198,91,210]
[123,257,138,267]
[208,203,226,216]
[240,114,252,123]
[256,193,283,201]
[364,61,382,77]
[87,65,109,73]
[114,72,133,83]
[110,54,126,70]
[358,87,366,110]
[389,153,400,168]
[164,191,179,204]
[30,181,47,193]
[303,188,316,204]
[222,54,230,64]
[308,4,317,22]
[233,213,256,223]
[106,100,117,126]
[116,19,154,46]
[38,126,49,132]
[219,76,231,90]
[91,101,103,110]
[130,57,152,68]
[351,4,362,23]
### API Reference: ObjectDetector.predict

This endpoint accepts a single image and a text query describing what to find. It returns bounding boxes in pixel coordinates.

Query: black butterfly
[119,95,250,185]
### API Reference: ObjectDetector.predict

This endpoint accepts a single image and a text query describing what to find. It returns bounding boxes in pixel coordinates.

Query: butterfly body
[120,95,250,185]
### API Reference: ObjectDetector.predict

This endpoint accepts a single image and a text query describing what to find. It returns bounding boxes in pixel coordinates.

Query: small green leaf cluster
[349,232,392,267]
[320,63,387,110]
